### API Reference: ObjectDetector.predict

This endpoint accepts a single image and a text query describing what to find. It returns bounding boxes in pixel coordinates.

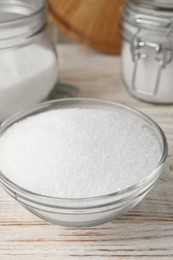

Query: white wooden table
[0,44,173,259]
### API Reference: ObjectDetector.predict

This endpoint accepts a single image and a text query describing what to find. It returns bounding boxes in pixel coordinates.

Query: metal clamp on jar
[121,0,173,103]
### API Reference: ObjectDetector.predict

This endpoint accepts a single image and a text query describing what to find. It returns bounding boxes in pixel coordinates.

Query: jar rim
[0,0,47,46]
[0,0,46,25]
[129,0,173,11]
[123,1,173,32]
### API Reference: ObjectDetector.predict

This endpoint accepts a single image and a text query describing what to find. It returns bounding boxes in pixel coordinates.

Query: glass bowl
[0,98,168,227]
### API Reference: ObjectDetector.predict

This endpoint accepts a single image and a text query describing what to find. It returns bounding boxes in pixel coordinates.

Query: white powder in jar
[0,108,162,198]
[0,45,58,121]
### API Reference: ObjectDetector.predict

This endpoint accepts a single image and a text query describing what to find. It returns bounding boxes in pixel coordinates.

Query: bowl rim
[0,98,168,204]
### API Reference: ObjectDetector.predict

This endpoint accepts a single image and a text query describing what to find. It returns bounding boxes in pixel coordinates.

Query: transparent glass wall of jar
[0,0,58,121]
[121,0,173,104]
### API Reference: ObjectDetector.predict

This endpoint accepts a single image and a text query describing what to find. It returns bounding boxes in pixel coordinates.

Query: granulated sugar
[0,108,162,198]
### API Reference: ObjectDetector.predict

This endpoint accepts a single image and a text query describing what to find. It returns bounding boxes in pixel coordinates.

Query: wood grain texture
[0,44,173,259]
[48,0,123,54]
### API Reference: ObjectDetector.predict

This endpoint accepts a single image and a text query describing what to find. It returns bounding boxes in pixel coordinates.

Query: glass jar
[0,0,58,121]
[121,0,173,103]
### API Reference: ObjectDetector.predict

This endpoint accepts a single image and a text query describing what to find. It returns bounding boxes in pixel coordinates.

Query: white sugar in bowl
[0,99,168,227]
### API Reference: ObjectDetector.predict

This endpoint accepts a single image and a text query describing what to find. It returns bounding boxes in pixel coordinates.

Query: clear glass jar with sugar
[0,0,58,121]
[121,0,173,103]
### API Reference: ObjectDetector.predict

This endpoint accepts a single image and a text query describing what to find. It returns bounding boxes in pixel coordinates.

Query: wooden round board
[48,0,123,54]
